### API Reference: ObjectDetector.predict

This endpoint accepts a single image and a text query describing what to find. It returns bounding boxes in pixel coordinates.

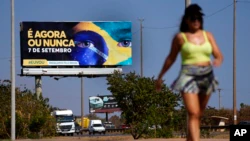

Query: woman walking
[156,4,223,141]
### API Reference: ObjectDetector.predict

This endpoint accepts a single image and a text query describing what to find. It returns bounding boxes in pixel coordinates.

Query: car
[238,121,250,125]
[103,122,115,129]
[120,124,130,129]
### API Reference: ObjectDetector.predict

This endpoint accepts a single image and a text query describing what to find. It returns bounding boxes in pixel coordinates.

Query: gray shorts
[171,65,219,95]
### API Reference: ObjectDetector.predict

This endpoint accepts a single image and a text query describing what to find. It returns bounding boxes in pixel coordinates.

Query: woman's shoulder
[203,30,213,36]
[173,32,184,40]
[172,32,185,45]
[203,30,215,40]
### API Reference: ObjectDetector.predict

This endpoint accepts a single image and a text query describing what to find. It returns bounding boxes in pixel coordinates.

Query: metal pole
[11,1,16,141]
[81,77,84,128]
[106,112,108,122]
[138,18,144,77]
[11,0,16,140]
[233,0,237,125]
[185,0,191,8]
[218,88,221,110]
[35,76,42,100]
[185,0,191,138]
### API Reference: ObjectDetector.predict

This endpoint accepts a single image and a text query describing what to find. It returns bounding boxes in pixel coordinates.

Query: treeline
[0,79,56,139]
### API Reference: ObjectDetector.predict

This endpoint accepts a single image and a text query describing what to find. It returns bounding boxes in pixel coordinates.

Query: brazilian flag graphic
[71,22,132,66]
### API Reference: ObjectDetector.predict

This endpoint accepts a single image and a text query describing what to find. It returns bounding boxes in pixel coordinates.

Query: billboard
[89,95,119,113]
[20,21,132,67]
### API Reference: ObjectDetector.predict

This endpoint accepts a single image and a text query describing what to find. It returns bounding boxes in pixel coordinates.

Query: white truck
[51,109,75,136]
[88,120,106,135]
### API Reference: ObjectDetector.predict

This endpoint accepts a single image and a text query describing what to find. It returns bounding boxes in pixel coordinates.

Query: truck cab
[88,120,106,135]
[52,109,75,136]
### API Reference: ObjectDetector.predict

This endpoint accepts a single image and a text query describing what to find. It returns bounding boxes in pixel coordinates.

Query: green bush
[0,79,56,139]
[107,71,180,139]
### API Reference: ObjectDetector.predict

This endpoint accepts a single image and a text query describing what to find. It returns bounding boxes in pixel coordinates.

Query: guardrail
[79,128,129,133]
[201,125,230,129]
[79,125,230,133]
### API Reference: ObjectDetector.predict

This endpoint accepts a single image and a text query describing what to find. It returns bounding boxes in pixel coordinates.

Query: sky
[0,0,250,118]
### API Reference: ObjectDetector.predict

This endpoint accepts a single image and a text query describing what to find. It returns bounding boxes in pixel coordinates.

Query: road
[15,137,229,141]
[4,131,229,141]
[74,132,128,137]
[12,134,229,141]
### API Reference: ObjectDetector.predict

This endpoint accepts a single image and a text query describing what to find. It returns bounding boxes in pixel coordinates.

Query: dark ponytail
[180,15,189,32]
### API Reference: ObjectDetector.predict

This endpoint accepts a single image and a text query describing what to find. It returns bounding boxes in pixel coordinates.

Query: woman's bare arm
[207,31,223,67]
[157,33,182,79]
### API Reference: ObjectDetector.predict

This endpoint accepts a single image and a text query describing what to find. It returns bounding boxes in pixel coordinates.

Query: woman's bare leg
[182,93,201,141]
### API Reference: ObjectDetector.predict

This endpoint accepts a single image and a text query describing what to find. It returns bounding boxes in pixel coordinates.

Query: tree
[0,79,56,139]
[85,113,105,121]
[239,103,250,122]
[106,71,180,139]
[109,115,121,128]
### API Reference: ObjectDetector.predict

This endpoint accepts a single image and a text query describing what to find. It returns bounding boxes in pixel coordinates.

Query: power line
[143,2,234,30]
[144,25,178,30]
[237,0,250,3]
[205,2,234,18]
[132,29,140,35]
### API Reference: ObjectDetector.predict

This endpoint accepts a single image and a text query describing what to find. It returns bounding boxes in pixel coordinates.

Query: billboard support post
[106,112,108,122]
[81,77,84,128]
[35,76,42,100]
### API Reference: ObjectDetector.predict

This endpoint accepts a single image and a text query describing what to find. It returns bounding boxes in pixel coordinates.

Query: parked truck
[51,109,75,136]
[75,116,90,128]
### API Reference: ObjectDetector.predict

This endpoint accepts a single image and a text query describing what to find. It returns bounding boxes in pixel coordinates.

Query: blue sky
[0,0,250,118]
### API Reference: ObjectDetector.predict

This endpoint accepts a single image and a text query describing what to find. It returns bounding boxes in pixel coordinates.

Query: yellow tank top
[180,31,212,65]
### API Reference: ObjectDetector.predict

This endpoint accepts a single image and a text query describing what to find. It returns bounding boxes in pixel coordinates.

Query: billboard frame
[20,67,122,76]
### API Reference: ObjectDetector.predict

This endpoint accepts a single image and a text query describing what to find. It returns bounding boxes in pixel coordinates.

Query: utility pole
[233,0,237,125]
[185,0,191,138]
[218,88,222,110]
[11,0,16,140]
[185,0,191,8]
[138,18,144,77]
[81,77,84,128]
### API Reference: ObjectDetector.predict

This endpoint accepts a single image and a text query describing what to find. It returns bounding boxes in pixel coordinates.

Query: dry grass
[211,134,229,139]
[209,131,230,139]
[15,135,230,141]
[16,135,134,141]
[13,132,229,141]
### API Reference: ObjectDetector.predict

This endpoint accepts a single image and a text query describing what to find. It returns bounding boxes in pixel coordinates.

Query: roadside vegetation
[0,79,56,139]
